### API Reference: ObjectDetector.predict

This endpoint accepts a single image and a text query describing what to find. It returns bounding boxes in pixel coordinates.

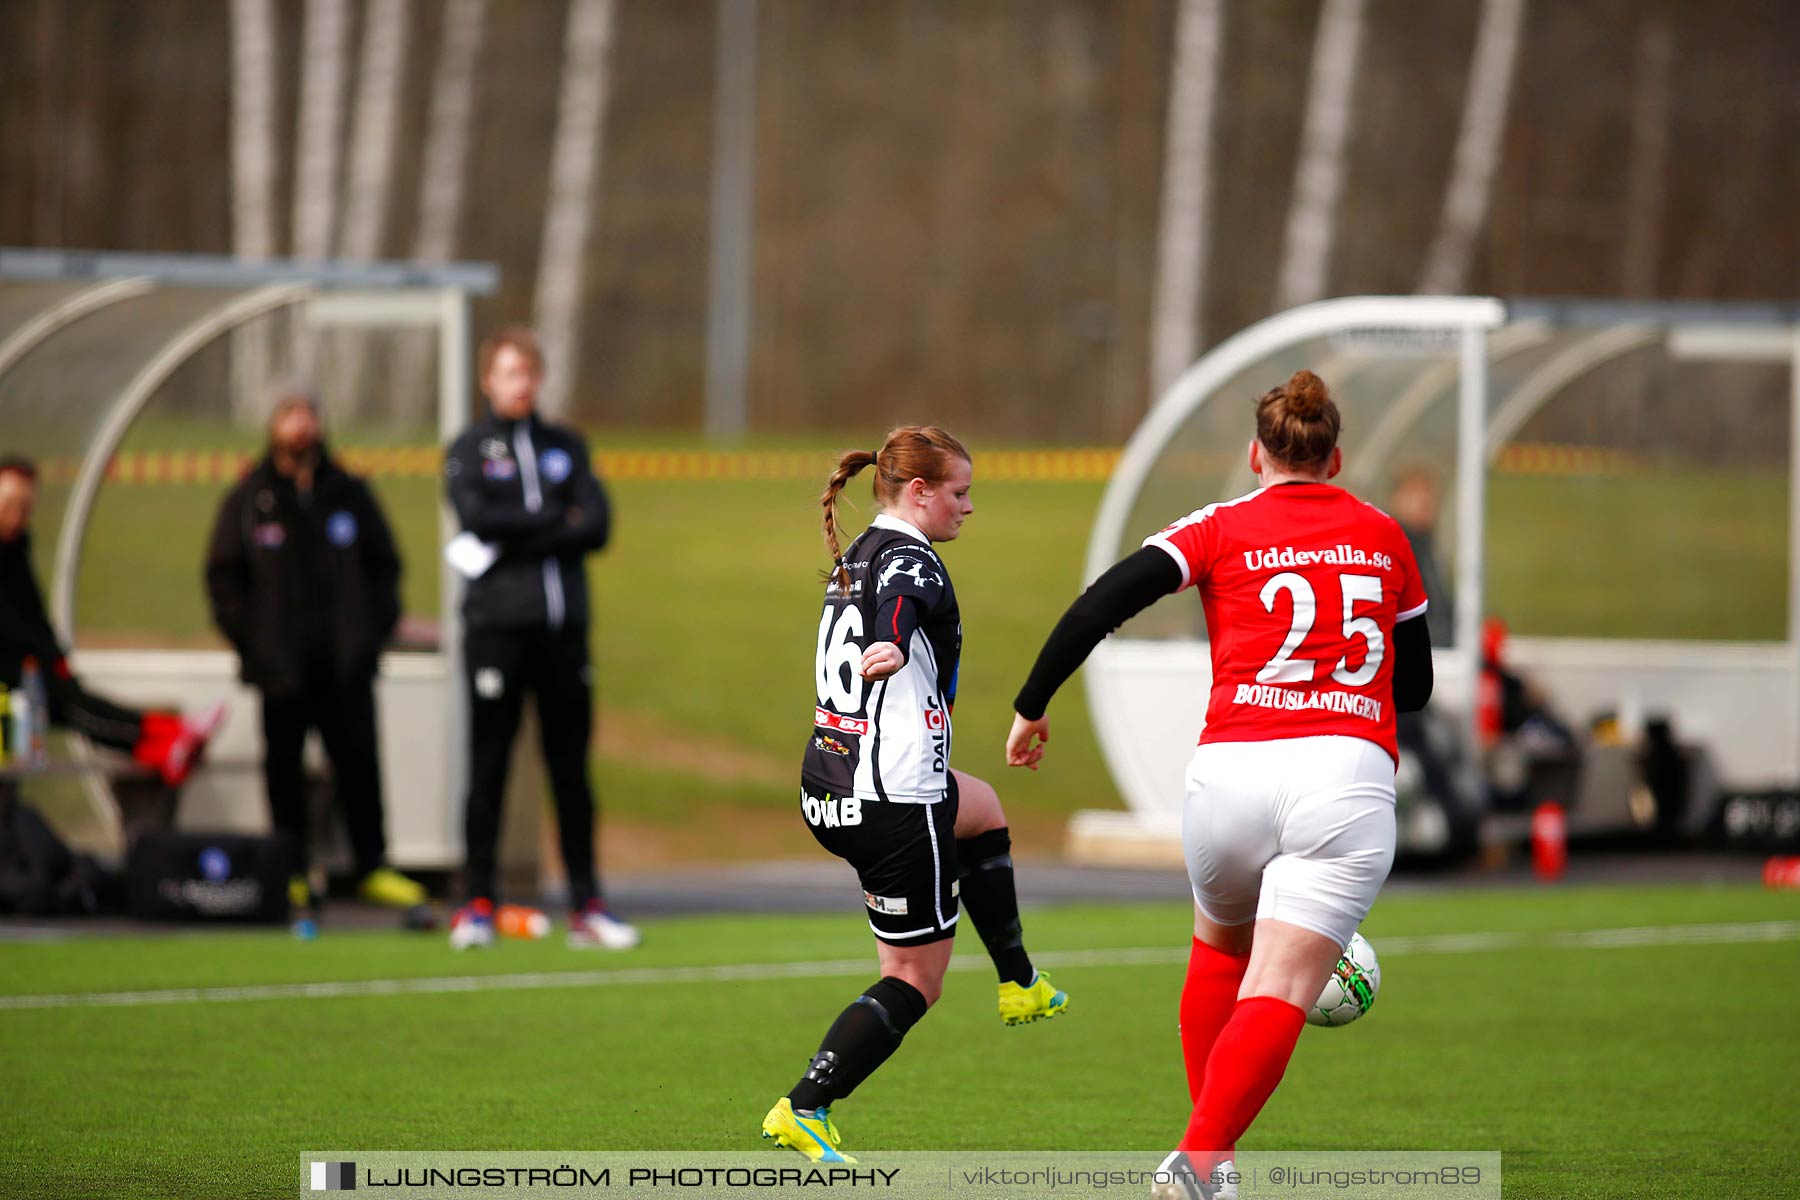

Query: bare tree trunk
[339,0,407,262]
[395,0,489,424]
[1620,16,1671,298]
[1148,0,1224,400]
[533,0,617,421]
[416,0,488,265]
[921,7,988,415]
[230,0,279,420]
[1416,0,1528,294]
[1274,0,1367,311]
[34,2,66,246]
[335,0,411,422]
[1101,0,1164,438]
[704,0,757,441]
[293,0,349,261]
[292,0,350,384]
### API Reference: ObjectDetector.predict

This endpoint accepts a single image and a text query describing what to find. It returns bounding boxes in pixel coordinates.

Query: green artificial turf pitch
[2,882,1797,1199]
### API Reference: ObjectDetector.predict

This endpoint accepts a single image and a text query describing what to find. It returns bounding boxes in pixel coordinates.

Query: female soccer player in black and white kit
[761,426,1068,1163]
[1005,373,1433,1199]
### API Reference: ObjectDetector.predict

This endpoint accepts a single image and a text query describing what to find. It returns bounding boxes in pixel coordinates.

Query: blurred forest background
[3,0,1796,441]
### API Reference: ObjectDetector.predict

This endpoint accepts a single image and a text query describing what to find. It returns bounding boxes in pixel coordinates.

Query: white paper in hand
[446,531,501,579]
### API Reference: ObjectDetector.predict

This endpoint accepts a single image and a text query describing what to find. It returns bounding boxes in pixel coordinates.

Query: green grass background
[46,423,1786,852]
[1,884,1796,1198]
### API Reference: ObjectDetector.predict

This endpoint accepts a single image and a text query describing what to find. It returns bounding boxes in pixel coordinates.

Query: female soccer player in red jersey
[1006,371,1433,1198]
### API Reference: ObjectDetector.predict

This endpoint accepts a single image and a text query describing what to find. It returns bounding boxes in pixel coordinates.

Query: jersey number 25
[1257,572,1384,687]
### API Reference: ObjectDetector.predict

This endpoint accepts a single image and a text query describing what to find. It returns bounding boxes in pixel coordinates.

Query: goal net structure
[0,248,494,871]
[1076,296,1800,861]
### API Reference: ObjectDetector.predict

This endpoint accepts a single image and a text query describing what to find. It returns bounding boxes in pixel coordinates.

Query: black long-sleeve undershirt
[1013,548,1182,720]
[1012,546,1435,719]
[873,594,922,663]
[1389,615,1434,713]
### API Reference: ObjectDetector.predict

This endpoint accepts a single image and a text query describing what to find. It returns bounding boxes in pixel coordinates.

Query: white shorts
[1182,735,1397,948]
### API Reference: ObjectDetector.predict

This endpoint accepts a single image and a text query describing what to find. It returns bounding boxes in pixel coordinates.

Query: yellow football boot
[998,970,1068,1026]
[761,1098,854,1163]
[358,867,427,908]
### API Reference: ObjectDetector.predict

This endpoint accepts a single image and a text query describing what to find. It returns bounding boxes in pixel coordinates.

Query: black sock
[957,827,1035,986]
[787,976,929,1112]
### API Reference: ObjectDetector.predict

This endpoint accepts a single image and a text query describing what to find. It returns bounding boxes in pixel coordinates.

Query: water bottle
[11,661,37,769]
[496,904,551,940]
[1530,800,1567,882]
[7,679,27,766]
[17,657,47,768]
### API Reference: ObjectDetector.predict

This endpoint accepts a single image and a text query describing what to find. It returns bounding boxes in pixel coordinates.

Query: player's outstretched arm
[1007,547,1182,768]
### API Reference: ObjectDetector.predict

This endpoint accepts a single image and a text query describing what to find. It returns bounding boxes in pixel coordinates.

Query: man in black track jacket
[441,326,636,951]
[205,385,422,913]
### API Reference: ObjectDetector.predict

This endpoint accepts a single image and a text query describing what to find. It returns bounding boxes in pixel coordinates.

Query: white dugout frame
[0,249,496,865]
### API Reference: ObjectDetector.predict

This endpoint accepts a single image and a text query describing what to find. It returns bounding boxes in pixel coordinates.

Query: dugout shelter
[1076,296,1800,859]
[0,248,497,875]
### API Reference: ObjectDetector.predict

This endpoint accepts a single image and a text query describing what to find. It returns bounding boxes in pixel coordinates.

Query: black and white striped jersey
[802,514,962,805]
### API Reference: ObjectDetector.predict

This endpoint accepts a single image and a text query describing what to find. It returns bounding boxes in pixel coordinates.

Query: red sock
[1180,995,1307,1160]
[1180,937,1251,1103]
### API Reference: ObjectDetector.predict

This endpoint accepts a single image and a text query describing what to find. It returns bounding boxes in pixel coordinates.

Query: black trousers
[45,671,144,755]
[262,671,387,879]
[462,625,599,909]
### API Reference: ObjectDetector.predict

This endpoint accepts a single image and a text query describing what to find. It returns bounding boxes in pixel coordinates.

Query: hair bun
[1284,369,1330,419]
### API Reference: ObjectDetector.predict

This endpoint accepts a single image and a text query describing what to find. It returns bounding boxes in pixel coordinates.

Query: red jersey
[1143,482,1428,762]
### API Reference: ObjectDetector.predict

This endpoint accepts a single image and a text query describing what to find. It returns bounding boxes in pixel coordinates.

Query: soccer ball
[1307,931,1380,1027]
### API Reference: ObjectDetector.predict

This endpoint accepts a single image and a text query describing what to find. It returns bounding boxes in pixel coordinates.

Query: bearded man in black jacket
[205,385,422,914]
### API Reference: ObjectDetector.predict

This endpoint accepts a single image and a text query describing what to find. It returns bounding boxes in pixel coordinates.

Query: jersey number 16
[817,606,866,712]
